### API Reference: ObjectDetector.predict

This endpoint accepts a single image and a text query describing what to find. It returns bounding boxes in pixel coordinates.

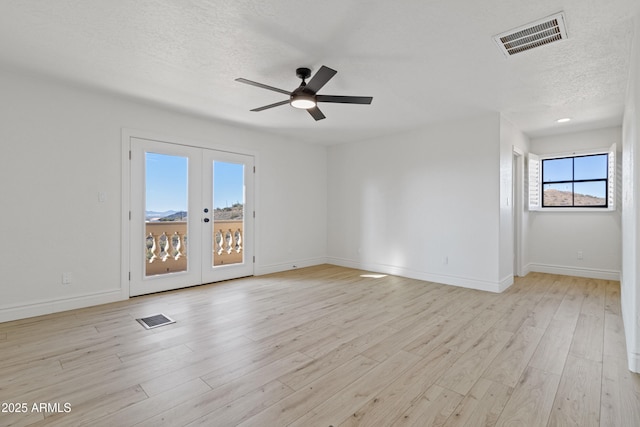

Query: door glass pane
[212,161,244,266]
[145,152,188,276]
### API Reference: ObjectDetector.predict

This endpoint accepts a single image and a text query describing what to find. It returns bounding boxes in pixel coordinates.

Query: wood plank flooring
[0,265,638,426]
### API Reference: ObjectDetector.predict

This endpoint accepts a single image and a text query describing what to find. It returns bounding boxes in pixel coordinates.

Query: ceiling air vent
[493,12,568,57]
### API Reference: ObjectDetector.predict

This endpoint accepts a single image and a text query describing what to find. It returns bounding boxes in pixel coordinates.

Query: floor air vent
[493,12,568,57]
[136,313,176,329]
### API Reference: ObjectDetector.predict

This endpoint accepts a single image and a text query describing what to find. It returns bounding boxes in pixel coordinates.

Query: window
[542,154,608,207]
[528,144,616,211]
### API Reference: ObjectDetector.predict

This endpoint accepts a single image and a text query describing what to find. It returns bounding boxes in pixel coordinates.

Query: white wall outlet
[577,251,583,260]
[443,256,448,265]
[62,272,73,285]
[98,191,107,202]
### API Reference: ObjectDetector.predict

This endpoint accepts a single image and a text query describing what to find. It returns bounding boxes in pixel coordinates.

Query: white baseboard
[627,351,640,373]
[526,263,620,281]
[327,257,509,293]
[499,275,515,292]
[0,290,126,323]
[519,263,532,277]
[620,290,640,373]
[255,257,328,276]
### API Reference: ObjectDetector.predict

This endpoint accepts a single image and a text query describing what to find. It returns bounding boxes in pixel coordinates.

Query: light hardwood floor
[0,265,638,426]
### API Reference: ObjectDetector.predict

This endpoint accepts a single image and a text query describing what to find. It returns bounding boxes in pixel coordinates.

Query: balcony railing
[145,220,243,276]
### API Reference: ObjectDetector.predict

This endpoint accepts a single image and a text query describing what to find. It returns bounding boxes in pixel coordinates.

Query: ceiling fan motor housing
[296,67,312,80]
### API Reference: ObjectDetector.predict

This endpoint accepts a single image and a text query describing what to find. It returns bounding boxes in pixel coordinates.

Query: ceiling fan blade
[316,95,373,104]
[235,78,291,95]
[250,99,290,112]
[304,66,337,94]
[307,106,326,121]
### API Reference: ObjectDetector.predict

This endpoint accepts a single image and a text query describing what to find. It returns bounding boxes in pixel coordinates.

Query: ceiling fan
[235,65,373,121]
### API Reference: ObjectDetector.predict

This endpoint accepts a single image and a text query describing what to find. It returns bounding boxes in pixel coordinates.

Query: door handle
[204,218,210,223]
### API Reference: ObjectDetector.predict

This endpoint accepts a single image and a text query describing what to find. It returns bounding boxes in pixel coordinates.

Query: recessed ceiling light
[556,118,571,123]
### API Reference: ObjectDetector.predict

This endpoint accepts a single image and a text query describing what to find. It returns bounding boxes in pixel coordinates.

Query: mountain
[144,204,244,221]
[157,211,187,221]
[145,210,177,218]
[543,189,605,206]
[214,203,244,220]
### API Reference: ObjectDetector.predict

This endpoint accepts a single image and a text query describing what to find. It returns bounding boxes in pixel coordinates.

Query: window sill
[530,207,616,213]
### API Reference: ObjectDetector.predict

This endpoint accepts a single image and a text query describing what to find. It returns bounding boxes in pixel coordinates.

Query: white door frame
[121,129,257,298]
[512,146,524,277]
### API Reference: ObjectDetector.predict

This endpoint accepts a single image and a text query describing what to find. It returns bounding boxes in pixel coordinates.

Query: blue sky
[213,161,245,209]
[145,153,244,212]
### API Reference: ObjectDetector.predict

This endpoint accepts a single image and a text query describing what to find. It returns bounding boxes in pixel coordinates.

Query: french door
[129,137,254,296]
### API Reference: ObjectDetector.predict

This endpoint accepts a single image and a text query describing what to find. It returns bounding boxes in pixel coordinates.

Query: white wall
[527,127,622,280]
[500,117,530,279]
[327,113,508,292]
[0,66,327,322]
[621,16,640,372]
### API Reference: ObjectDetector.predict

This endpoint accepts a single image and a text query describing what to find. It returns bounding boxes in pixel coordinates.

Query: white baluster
[146,233,158,263]
[225,230,233,254]
[159,232,170,262]
[234,229,242,253]
[173,231,183,260]
[215,230,224,255]
[183,233,188,256]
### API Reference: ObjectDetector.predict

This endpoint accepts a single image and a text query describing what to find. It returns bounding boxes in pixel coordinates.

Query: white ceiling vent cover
[493,12,568,57]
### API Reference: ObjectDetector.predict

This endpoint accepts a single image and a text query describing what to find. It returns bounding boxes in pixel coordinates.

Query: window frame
[528,143,616,212]
[541,153,609,208]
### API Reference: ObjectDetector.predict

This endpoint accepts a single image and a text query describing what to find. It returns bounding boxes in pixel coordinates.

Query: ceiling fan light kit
[236,65,373,121]
[290,98,316,109]
[290,88,316,110]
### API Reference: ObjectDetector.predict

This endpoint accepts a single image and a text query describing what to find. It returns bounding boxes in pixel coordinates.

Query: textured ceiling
[0,0,638,144]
